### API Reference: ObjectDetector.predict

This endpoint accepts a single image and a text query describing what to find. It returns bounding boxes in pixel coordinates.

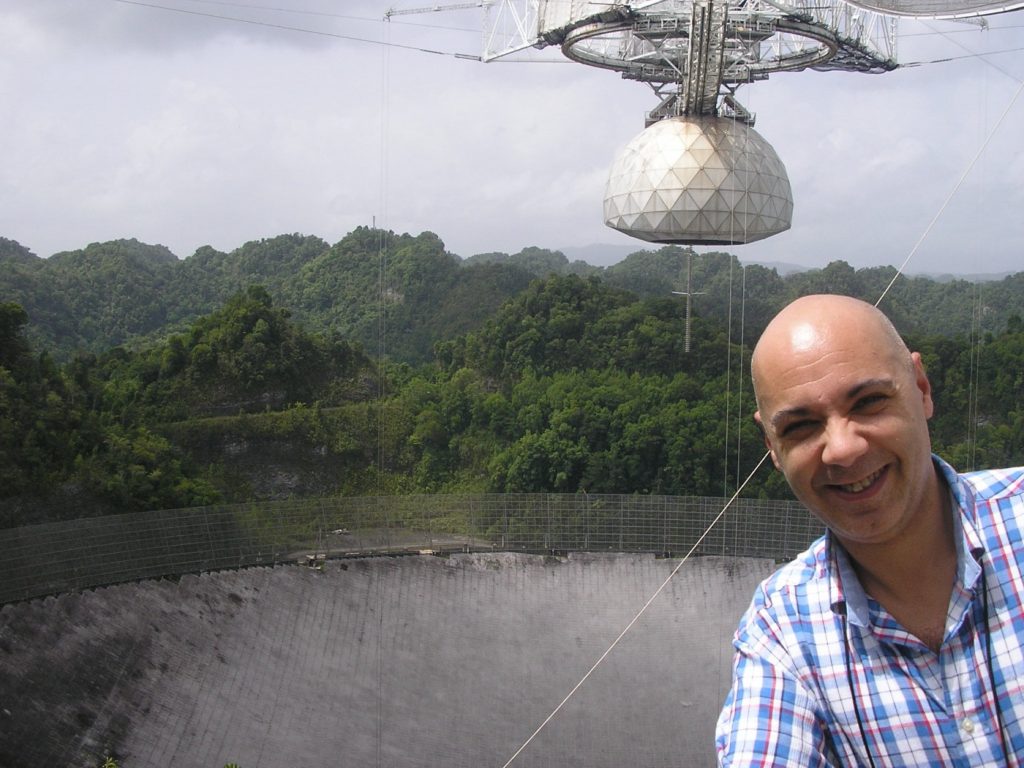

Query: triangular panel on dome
[668,209,702,234]
[715,187,745,209]
[688,169,719,192]
[633,192,657,216]
[619,194,643,218]
[666,165,700,189]
[633,211,658,232]
[701,166,730,187]
[683,186,717,210]
[654,188,682,211]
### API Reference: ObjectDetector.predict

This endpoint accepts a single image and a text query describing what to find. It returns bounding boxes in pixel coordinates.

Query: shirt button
[962,718,975,734]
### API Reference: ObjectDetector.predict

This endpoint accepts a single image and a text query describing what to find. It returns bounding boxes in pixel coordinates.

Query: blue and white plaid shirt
[716,457,1024,766]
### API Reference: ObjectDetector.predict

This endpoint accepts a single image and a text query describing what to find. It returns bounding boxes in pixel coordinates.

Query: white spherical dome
[604,116,793,245]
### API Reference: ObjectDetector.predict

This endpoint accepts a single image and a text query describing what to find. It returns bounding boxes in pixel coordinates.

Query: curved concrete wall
[0,552,775,767]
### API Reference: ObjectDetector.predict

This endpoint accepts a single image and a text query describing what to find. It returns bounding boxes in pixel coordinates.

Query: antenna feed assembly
[478,0,1006,245]
[554,0,898,244]
[488,0,898,245]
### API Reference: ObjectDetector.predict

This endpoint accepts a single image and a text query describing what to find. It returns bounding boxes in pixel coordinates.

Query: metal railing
[0,493,821,604]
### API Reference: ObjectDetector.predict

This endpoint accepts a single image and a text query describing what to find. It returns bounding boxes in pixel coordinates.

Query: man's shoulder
[958,465,1024,501]
[732,537,836,657]
[744,536,831,617]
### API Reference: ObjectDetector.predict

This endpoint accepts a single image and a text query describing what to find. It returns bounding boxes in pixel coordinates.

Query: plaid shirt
[716,457,1024,767]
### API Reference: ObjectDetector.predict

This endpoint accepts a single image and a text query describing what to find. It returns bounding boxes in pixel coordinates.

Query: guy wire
[968,284,983,470]
[723,253,734,497]
[375,18,393,768]
[875,72,1024,308]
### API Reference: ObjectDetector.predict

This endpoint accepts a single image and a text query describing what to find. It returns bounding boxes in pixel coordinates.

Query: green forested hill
[2,227,1023,527]
[2,229,536,363]
[3,228,1021,363]
[464,245,601,278]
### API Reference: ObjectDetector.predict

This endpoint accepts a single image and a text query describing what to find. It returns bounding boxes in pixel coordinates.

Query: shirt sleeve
[715,620,841,767]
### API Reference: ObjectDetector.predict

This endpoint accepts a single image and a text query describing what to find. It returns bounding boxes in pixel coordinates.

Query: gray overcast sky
[1,1,1022,275]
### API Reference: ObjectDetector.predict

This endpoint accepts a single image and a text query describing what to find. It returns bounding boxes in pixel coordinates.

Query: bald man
[715,294,1024,766]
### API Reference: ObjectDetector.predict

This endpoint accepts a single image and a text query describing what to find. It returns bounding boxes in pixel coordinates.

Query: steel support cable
[157,0,481,32]
[724,253,735,496]
[145,0,394,22]
[736,262,747,492]
[723,112,755,498]
[964,53,993,473]
[903,44,1024,72]
[968,283,983,469]
[502,55,1024,768]
[723,102,754,499]
[108,0,484,59]
[737,114,753,495]
[375,23,393,768]
[875,71,1024,306]
[724,105,753,660]
[900,21,1023,109]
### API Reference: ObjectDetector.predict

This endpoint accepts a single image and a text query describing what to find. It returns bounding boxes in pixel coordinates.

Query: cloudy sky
[1,1,1022,276]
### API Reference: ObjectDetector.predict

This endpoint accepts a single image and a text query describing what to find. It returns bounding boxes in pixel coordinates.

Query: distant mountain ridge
[2,228,1023,363]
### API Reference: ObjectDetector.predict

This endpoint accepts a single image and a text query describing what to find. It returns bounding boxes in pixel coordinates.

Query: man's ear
[754,411,781,470]
[910,351,934,420]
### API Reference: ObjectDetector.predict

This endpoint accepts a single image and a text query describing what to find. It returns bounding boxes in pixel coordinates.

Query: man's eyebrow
[847,378,898,399]
[770,407,811,430]
[768,378,898,431]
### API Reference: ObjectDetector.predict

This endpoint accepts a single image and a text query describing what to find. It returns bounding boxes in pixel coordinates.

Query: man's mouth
[836,467,884,494]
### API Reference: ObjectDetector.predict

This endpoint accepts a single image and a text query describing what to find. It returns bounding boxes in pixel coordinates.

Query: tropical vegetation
[2,228,1022,528]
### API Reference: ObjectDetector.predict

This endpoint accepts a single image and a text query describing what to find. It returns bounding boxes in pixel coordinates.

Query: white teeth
[841,469,881,493]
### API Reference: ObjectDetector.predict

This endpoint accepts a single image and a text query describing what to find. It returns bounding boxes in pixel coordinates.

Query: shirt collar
[829,454,986,628]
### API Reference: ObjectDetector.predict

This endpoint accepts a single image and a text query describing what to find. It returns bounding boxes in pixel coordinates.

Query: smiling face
[752,295,940,550]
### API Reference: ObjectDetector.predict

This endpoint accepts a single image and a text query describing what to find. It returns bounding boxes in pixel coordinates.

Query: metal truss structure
[482,0,898,123]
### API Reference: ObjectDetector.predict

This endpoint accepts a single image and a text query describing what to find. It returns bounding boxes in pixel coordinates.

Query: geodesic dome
[604,116,793,245]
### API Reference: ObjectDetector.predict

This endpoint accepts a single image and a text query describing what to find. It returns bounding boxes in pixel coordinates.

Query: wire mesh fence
[0,493,822,604]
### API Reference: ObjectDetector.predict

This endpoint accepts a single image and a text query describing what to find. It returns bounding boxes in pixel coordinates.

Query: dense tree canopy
[0,300,220,525]
[2,227,1023,527]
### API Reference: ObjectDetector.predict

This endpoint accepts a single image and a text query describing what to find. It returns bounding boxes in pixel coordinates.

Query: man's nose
[821,418,868,467]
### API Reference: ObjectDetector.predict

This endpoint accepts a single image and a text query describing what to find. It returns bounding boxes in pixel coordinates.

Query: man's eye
[854,394,887,411]
[780,420,815,437]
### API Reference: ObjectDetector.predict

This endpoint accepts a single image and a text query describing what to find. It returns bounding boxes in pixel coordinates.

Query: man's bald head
[751,295,911,412]
[749,294,937,543]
